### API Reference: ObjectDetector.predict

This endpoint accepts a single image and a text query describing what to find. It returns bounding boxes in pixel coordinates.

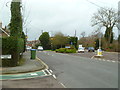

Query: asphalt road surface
[37,51,118,88]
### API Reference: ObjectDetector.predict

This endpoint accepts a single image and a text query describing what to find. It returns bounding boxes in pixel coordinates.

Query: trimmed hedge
[56,48,76,53]
[2,37,24,67]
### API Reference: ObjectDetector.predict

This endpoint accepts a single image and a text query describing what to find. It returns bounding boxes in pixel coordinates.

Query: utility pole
[74,30,77,49]
[74,30,76,37]
[25,28,28,42]
[25,28,28,36]
[98,32,102,49]
[41,30,43,34]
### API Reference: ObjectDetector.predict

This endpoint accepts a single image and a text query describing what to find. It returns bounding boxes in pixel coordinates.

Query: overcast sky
[0,0,119,40]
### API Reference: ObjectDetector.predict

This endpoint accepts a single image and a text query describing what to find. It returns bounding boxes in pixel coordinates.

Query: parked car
[88,47,95,52]
[37,46,43,51]
[78,47,85,53]
[26,46,32,51]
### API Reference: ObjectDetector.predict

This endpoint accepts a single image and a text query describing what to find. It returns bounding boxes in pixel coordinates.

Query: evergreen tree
[39,32,50,50]
[10,0,22,37]
[68,37,78,49]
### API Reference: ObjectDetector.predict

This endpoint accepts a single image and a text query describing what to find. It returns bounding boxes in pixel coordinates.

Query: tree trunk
[104,27,113,44]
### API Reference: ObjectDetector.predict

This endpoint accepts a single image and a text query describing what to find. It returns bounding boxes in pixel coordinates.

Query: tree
[39,32,50,50]
[91,7,117,43]
[51,32,68,49]
[10,0,22,37]
[68,37,78,49]
[118,35,120,43]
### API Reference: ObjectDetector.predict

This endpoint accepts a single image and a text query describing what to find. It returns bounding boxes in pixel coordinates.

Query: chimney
[0,22,2,28]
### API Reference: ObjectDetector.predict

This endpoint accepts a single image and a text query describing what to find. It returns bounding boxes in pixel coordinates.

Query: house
[26,40,40,47]
[0,22,10,38]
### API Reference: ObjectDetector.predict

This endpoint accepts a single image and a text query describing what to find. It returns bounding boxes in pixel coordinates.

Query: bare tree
[21,1,31,28]
[51,32,68,48]
[91,7,117,43]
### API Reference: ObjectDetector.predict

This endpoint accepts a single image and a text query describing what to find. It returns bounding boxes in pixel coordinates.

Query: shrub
[2,37,24,67]
[55,48,76,53]
[59,48,66,53]
[66,49,76,53]
[55,49,59,52]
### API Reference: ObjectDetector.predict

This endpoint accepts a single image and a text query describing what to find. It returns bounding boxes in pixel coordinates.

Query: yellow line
[36,57,49,70]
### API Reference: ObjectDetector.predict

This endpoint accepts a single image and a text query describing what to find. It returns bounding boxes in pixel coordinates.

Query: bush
[56,48,76,53]
[66,49,76,53]
[2,37,24,67]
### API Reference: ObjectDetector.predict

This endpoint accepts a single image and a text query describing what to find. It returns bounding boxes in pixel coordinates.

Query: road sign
[0,55,11,59]
[65,46,71,49]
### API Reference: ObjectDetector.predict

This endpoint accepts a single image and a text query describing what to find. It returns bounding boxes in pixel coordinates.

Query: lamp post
[97,32,103,56]
[99,33,102,49]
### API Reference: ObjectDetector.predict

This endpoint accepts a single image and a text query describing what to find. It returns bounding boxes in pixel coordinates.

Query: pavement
[2,76,63,88]
[1,51,46,74]
[1,51,64,88]
[37,51,118,88]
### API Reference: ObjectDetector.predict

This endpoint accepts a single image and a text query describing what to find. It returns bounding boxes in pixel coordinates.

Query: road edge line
[60,82,66,88]
[36,57,49,70]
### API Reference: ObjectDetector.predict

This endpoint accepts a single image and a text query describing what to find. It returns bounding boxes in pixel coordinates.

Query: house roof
[0,27,10,37]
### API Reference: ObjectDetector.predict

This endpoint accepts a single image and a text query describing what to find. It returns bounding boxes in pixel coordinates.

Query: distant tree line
[38,32,78,50]
[37,7,119,52]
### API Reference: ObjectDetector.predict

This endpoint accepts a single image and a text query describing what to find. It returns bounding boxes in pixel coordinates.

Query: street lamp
[98,32,102,49]
[97,32,103,56]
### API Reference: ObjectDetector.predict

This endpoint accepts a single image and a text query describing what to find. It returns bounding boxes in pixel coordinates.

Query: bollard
[97,49,103,56]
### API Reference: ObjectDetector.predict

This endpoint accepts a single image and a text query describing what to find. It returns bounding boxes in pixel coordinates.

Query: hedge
[56,48,76,53]
[2,37,24,67]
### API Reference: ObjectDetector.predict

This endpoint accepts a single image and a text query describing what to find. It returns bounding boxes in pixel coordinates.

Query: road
[37,51,118,88]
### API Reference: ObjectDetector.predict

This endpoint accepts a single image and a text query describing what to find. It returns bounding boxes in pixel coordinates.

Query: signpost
[97,33,103,56]
[65,46,71,49]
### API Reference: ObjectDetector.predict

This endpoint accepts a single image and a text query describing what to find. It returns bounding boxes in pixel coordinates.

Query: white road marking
[45,69,52,75]
[89,55,117,63]
[42,70,47,76]
[60,83,66,88]
[49,69,53,73]
[52,74,57,79]
[91,56,94,59]
[112,61,116,63]
[102,60,105,61]
[107,60,110,62]
[56,53,68,56]
[52,55,54,56]
[98,59,101,60]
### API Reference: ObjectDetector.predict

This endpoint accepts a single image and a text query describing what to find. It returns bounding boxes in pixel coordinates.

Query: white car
[78,47,85,53]
[26,46,32,51]
[37,46,43,51]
